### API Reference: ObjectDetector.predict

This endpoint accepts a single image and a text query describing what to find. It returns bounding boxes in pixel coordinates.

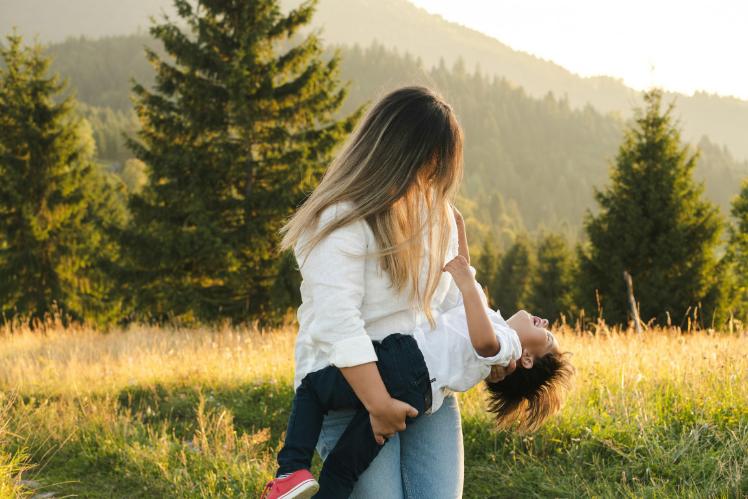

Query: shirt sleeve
[296,205,377,368]
[472,310,522,366]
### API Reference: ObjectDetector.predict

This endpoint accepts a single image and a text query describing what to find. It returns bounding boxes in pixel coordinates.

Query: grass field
[1,318,746,498]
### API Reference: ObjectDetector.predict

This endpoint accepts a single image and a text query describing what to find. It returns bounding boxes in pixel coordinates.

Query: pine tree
[474,239,500,307]
[579,89,723,326]
[490,237,534,316]
[121,0,360,324]
[528,233,576,322]
[724,179,748,321]
[0,33,125,327]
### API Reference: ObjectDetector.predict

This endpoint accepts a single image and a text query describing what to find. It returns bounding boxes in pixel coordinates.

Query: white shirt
[413,281,522,414]
[293,199,462,389]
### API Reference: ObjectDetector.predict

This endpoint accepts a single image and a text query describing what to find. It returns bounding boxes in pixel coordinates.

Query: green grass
[0,321,746,497]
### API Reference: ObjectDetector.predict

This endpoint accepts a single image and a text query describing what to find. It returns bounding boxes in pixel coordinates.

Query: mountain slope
[41,36,748,244]
[2,0,747,159]
[296,0,748,160]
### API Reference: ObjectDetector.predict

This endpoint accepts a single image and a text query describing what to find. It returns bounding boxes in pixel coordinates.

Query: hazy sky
[409,0,748,100]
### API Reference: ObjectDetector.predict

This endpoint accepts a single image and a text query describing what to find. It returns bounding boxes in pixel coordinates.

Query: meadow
[0,317,746,498]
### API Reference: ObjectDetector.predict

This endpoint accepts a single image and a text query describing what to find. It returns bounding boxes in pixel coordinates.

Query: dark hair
[485,351,574,432]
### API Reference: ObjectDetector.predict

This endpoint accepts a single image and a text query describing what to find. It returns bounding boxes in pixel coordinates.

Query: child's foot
[261,469,319,499]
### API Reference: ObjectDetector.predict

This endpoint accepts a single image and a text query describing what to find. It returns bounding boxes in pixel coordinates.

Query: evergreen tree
[490,237,534,316]
[474,239,500,307]
[724,179,748,321]
[0,33,125,327]
[528,233,576,322]
[119,159,148,194]
[579,89,723,326]
[121,0,359,324]
[45,36,748,245]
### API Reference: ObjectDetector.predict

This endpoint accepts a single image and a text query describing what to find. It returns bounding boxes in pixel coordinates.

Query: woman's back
[293,199,459,388]
[275,86,467,498]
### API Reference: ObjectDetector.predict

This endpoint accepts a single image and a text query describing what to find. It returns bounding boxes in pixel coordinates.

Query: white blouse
[413,281,522,414]
[292,199,461,389]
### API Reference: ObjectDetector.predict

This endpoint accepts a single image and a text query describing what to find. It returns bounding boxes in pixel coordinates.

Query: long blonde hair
[279,86,464,327]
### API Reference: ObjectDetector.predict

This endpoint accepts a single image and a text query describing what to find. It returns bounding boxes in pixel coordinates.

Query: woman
[279,86,466,497]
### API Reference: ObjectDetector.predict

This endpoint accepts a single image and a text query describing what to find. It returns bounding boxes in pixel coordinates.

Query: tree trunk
[623,270,642,333]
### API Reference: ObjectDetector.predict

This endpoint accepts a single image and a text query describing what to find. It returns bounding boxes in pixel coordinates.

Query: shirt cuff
[330,335,378,368]
[473,326,521,366]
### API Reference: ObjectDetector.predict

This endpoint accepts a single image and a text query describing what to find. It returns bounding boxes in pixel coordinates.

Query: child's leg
[277,381,326,476]
[277,365,361,476]
[315,335,431,498]
[315,407,384,499]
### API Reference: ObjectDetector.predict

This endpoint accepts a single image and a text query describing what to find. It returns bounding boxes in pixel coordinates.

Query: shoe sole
[278,478,320,499]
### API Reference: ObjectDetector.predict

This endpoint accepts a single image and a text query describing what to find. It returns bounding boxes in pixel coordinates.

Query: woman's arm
[300,206,417,443]
[340,364,419,444]
[443,256,499,357]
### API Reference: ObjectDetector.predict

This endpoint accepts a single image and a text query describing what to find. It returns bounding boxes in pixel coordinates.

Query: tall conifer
[490,237,535,316]
[722,180,748,321]
[122,0,359,323]
[528,233,576,322]
[0,33,125,326]
[579,89,722,326]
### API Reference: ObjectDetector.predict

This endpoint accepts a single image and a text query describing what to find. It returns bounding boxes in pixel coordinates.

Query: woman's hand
[339,363,418,445]
[486,359,517,383]
[369,398,419,445]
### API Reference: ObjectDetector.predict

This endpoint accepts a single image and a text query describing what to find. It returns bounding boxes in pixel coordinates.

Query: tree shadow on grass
[116,381,296,442]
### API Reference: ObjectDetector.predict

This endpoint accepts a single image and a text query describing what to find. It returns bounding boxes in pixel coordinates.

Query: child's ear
[520,349,534,369]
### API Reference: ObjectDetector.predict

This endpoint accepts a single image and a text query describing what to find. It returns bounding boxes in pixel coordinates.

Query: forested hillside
[4,0,748,160]
[291,0,748,161]
[44,35,748,244]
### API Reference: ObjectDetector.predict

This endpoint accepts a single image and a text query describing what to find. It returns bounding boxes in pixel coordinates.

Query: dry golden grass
[463,324,748,424]
[0,322,296,395]
[3,320,745,414]
[0,318,746,497]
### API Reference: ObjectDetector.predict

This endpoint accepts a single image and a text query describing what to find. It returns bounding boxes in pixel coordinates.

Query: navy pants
[277,333,432,499]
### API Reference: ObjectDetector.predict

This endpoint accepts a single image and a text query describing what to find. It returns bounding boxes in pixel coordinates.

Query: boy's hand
[452,206,470,263]
[369,398,419,445]
[453,206,465,227]
[443,255,474,291]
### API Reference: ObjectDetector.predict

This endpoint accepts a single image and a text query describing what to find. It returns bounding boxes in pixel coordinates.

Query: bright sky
[409,0,748,101]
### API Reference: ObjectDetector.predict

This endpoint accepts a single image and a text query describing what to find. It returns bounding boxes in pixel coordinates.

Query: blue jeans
[277,334,432,498]
[316,393,464,498]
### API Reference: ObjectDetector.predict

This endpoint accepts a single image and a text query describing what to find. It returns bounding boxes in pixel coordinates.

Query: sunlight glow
[409,0,748,100]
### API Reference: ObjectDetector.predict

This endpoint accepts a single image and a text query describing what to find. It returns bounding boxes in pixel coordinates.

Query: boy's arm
[443,257,499,357]
[453,206,470,264]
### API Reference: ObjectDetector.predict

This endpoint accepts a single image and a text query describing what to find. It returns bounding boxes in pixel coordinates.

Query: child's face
[506,310,559,369]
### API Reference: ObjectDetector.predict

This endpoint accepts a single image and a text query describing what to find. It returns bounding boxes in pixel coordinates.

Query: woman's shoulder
[295,200,370,256]
[318,199,357,226]
[316,200,369,239]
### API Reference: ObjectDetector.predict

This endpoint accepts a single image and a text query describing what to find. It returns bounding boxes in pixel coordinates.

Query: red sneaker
[260,469,319,499]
